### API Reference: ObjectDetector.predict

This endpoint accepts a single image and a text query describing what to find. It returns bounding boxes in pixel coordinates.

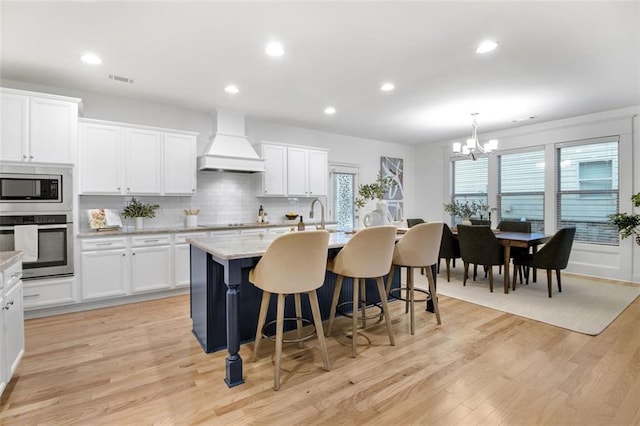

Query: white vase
[461,217,472,226]
[376,200,391,225]
[135,217,144,230]
[186,215,198,227]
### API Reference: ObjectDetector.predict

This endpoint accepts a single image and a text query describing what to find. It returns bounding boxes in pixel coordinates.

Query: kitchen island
[188,231,400,387]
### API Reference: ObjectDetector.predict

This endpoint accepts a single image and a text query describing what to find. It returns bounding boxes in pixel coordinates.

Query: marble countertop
[77,221,336,238]
[0,251,23,271]
[188,231,354,260]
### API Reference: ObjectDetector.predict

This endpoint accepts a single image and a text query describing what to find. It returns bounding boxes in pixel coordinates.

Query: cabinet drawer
[174,232,207,244]
[3,261,22,290]
[81,237,127,251]
[131,234,171,247]
[23,278,75,309]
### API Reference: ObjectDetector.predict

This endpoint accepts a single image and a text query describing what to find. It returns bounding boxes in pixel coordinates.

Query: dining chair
[386,222,443,334]
[438,223,460,282]
[249,230,330,390]
[470,219,491,226]
[457,225,503,292]
[326,225,396,357]
[406,218,425,228]
[512,227,576,298]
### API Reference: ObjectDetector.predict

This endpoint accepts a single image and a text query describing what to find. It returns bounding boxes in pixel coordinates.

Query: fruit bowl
[285,213,298,220]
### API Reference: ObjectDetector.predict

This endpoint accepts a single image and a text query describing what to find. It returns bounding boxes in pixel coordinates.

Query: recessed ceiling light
[512,115,537,122]
[224,84,239,94]
[324,106,336,115]
[265,41,284,57]
[380,82,395,92]
[81,53,102,65]
[476,40,498,54]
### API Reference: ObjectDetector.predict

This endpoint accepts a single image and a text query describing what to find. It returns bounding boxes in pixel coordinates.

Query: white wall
[415,106,640,283]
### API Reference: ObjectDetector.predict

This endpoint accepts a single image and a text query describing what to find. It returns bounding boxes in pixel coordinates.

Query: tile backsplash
[78,171,327,231]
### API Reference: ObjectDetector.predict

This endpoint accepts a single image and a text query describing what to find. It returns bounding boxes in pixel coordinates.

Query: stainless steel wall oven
[0,164,74,279]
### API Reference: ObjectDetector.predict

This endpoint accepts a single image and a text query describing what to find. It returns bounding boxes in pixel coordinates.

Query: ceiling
[1,1,639,145]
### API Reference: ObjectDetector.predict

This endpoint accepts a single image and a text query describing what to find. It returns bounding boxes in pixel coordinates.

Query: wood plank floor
[1,278,639,425]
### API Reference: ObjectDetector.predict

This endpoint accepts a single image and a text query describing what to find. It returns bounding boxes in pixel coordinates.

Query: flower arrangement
[608,192,640,245]
[443,200,488,219]
[122,197,160,219]
[355,171,397,208]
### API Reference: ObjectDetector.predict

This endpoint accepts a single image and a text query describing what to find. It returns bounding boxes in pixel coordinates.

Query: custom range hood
[198,109,265,173]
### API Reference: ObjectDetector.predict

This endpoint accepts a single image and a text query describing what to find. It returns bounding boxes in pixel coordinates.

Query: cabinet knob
[127,187,130,191]
[122,253,126,257]
[117,187,121,190]
[22,155,27,159]
[3,300,14,310]
[30,155,34,159]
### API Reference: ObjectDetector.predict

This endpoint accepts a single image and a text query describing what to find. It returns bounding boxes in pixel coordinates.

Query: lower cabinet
[1,259,24,397]
[81,248,128,299]
[173,232,208,288]
[130,244,172,293]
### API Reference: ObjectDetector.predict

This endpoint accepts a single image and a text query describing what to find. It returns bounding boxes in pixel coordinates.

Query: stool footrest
[262,317,316,344]
[389,287,431,303]
[336,301,384,321]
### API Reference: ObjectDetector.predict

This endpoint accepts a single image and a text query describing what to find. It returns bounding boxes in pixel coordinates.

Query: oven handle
[0,224,68,231]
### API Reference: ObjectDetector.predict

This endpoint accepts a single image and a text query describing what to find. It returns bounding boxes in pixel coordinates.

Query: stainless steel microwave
[0,164,72,213]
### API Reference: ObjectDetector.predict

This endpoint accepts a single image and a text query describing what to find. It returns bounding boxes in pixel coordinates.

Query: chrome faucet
[309,198,325,230]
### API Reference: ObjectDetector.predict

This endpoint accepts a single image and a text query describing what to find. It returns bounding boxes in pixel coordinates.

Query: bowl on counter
[285,214,299,220]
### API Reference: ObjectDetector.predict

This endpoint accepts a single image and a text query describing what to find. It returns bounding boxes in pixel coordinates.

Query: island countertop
[0,251,23,271]
[187,230,355,260]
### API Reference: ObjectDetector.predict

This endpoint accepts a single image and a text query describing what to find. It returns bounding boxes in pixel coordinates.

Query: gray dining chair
[456,225,503,292]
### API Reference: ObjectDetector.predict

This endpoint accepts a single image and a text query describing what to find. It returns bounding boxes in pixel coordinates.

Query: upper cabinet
[79,119,197,196]
[260,142,328,197]
[1,88,80,165]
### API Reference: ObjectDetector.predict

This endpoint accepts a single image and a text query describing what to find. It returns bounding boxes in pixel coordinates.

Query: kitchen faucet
[309,198,325,230]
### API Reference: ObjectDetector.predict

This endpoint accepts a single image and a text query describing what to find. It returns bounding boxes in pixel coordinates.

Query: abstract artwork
[380,156,404,221]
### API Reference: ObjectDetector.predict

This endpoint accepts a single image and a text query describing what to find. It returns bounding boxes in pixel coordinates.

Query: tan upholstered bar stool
[326,225,397,358]
[249,230,330,391]
[386,222,444,335]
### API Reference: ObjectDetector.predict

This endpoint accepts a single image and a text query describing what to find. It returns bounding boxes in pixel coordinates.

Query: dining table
[452,228,551,294]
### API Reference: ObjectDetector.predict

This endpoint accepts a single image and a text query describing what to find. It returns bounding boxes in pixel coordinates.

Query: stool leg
[294,293,304,349]
[352,277,360,358]
[408,267,415,335]
[360,278,367,328]
[308,290,330,372]
[376,277,395,346]
[426,266,441,325]
[386,265,396,297]
[327,274,344,337]
[274,293,286,391]
[253,291,271,362]
[405,267,411,314]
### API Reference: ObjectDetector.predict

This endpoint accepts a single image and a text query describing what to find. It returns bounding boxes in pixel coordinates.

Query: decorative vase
[135,217,144,230]
[186,215,198,227]
[461,217,472,226]
[376,200,391,225]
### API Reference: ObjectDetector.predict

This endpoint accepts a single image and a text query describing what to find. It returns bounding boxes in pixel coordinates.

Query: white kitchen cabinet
[124,128,163,194]
[173,232,207,288]
[1,258,24,398]
[23,277,76,309]
[80,237,128,300]
[79,122,123,194]
[130,235,172,293]
[1,88,80,164]
[261,144,288,196]
[260,142,328,197]
[79,119,197,196]
[163,132,197,195]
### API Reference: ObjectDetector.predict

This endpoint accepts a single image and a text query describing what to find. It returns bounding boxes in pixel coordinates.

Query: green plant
[608,192,640,245]
[122,197,160,219]
[443,200,488,218]
[355,171,397,208]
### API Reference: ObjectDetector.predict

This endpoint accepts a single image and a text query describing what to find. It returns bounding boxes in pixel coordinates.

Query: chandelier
[452,113,498,160]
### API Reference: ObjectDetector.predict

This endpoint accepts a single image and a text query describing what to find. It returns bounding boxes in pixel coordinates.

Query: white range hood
[198,109,265,173]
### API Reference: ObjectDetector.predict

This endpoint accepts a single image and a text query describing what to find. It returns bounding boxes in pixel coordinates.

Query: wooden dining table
[452,228,551,294]
[494,231,551,293]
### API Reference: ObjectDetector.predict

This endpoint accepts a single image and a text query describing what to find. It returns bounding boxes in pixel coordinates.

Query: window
[557,139,619,244]
[451,157,488,224]
[498,150,545,233]
[329,164,358,230]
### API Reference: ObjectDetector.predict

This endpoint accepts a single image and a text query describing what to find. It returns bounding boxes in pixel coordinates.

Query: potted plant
[122,197,160,230]
[355,171,397,226]
[443,200,485,224]
[608,192,640,245]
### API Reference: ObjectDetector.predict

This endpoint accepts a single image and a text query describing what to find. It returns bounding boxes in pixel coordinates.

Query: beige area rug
[412,268,640,335]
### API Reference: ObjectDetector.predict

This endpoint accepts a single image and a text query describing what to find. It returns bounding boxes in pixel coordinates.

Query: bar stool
[386,222,443,335]
[249,230,330,391]
[326,225,397,358]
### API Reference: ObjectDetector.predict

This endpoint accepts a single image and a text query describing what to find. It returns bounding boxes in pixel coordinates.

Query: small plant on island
[355,171,397,208]
[122,197,160,219]
[608,192,640,245]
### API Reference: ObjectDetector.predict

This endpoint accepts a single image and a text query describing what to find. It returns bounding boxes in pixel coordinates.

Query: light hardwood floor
[1,277,639,425]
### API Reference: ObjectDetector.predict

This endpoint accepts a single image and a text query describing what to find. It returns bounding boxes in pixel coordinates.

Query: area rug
[418,269,640,335]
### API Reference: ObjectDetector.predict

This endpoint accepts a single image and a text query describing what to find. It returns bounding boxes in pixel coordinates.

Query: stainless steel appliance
[0,214,74,279]
[0,164,72,212]
[0,164,74,279]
